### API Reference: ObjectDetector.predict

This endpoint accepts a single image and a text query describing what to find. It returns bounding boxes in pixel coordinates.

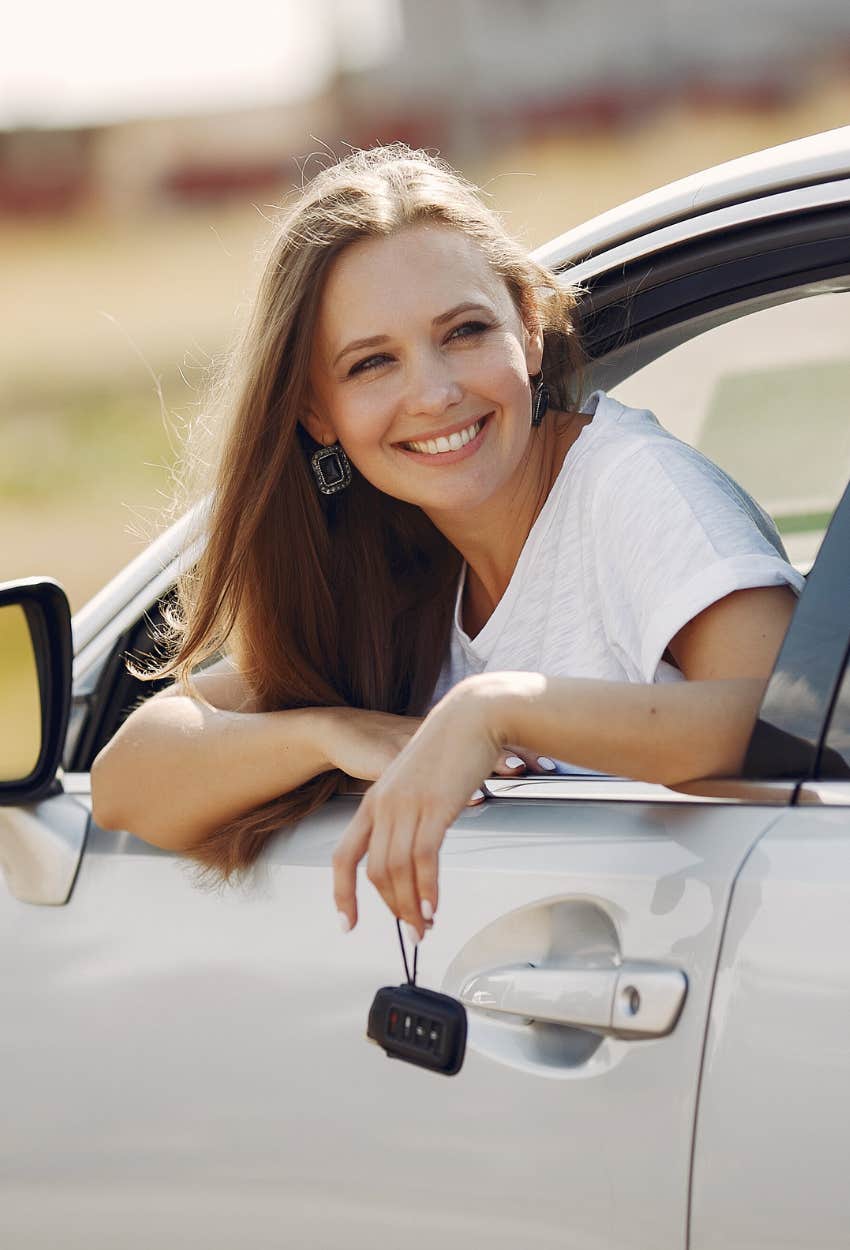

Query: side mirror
[0,578,86,905]
[0,578,72,804]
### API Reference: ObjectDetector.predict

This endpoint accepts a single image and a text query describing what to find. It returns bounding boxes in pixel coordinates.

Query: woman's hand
[332,678,508,942]
[322,704,547,785]
[491,748,560,776]
[323,707,426,782]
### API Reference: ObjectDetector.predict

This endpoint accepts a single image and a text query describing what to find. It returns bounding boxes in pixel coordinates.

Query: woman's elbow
[90,746,128,832]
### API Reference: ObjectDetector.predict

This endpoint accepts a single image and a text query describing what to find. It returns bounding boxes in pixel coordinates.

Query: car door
[0,735,792,1250]
[2,183,849,1250]
[690,484,850,1250]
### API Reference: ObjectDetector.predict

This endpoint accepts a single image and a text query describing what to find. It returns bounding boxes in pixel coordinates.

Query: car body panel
[0,787,784,1249]
[691,806,850,1250]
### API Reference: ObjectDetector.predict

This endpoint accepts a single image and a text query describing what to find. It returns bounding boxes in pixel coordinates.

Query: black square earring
[311,442,352,495]
[531,374,550,428]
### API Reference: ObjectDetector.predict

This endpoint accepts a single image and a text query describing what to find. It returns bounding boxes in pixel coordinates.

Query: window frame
[573,202,850,392]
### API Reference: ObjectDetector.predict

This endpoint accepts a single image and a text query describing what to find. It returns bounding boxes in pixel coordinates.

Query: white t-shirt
[427,390,805,769]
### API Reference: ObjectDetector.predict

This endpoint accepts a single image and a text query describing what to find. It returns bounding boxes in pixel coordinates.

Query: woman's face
[306,222,544,517]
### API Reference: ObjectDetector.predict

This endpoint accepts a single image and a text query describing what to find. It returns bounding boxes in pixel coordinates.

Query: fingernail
[338,911,352,933]
[421,899,434,921]
[505,755,524,769]
[469,787,485,802]
[404,921,422,946]
[537,757,557,771]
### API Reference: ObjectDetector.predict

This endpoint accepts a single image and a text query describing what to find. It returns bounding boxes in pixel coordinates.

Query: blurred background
[3,0,850,611]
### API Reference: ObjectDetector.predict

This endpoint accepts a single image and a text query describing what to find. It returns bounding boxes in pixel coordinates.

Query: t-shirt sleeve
[589,436,806,683]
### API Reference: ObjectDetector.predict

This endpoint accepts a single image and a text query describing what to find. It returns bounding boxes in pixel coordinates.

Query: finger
[499,748,557,775]
[525,755,557,775]
[383,811,425,940]
[332,801,374,931]
[412,818,445,929]
[364,814,401,927]
[490,753,528,777]
[466,787,486,806]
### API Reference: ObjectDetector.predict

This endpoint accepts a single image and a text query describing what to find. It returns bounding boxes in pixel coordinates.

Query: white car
[2,126,850,1250]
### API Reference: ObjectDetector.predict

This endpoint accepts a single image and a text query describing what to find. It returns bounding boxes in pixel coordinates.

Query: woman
[91,144,802,948]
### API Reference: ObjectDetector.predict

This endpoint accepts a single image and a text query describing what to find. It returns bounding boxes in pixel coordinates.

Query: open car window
[611,287,850,574]
[71,274,850,781]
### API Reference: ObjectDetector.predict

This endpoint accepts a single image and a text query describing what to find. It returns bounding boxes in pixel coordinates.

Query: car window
[817,652,850,779]
[79,288,850,778]
[611,289,850,573]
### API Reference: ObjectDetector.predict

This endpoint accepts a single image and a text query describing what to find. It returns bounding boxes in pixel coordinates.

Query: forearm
[471,672,768,787]
[91,698,334,849]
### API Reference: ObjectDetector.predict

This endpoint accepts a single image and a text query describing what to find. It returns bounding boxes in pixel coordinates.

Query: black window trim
[575,202,850,363]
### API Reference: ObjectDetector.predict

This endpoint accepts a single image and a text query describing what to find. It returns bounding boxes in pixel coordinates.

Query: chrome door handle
[458,962,687,1038]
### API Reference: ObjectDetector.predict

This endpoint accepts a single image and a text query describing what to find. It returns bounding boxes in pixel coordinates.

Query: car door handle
[458,962,687,1038]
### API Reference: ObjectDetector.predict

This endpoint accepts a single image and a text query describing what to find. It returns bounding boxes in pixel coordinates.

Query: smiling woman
[90,143,802,944]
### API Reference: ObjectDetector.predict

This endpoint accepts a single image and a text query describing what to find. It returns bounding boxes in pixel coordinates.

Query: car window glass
[611,290,850,573]
[819,659,850,778]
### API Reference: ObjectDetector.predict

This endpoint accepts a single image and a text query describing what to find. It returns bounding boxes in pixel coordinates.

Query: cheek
[480,332,532,391]
[333,394,392,454]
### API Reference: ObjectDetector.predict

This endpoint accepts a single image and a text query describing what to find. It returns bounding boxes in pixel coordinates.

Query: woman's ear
[525,327,545,375]
[301,405,336,448]
[518,292,544,375]
[524,321,544,377]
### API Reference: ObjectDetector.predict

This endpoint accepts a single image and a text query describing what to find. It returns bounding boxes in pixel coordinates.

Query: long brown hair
[138,143,584,884]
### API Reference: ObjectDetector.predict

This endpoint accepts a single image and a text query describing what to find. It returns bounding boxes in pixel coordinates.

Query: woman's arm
[490,584,798,785]
[91,662,430,851]
[477,672,767,788]
[332,585,798,938]
[482,584,797,785]
[331,671,767,939]
[91,666,333,850]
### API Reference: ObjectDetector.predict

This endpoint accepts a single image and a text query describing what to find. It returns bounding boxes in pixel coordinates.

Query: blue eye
[450,320,489,339]
[347,321,490,377]
[348,353,388,376]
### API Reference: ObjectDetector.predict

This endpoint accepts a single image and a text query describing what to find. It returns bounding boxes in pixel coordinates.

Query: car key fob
[367,983,467,1076]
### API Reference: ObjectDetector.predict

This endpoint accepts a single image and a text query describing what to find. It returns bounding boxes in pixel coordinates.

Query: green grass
[0,376,188,507]
[699,360,850,510]
[773,510,834,535]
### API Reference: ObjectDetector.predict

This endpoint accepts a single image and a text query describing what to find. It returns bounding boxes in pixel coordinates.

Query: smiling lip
[395,412,493,465]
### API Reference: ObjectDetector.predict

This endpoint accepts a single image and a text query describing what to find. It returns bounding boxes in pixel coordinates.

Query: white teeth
[404,418,483,455]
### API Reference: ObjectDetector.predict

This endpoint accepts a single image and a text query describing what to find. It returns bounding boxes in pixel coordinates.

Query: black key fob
[367,983,467,1076]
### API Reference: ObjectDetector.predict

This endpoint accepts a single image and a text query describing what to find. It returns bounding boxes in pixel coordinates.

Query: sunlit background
[3,0,850,610]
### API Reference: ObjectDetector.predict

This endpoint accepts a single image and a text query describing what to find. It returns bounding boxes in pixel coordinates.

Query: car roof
[534,124,850,273]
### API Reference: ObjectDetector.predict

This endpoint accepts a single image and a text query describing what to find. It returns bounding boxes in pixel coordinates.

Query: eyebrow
[332,301,494,368]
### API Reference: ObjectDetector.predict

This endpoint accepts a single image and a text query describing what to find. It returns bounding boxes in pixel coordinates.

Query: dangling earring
[530,372,550,428]
[311,440,352,495]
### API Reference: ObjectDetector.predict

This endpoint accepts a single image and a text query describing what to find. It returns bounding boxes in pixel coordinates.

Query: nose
[403,350,464,419]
